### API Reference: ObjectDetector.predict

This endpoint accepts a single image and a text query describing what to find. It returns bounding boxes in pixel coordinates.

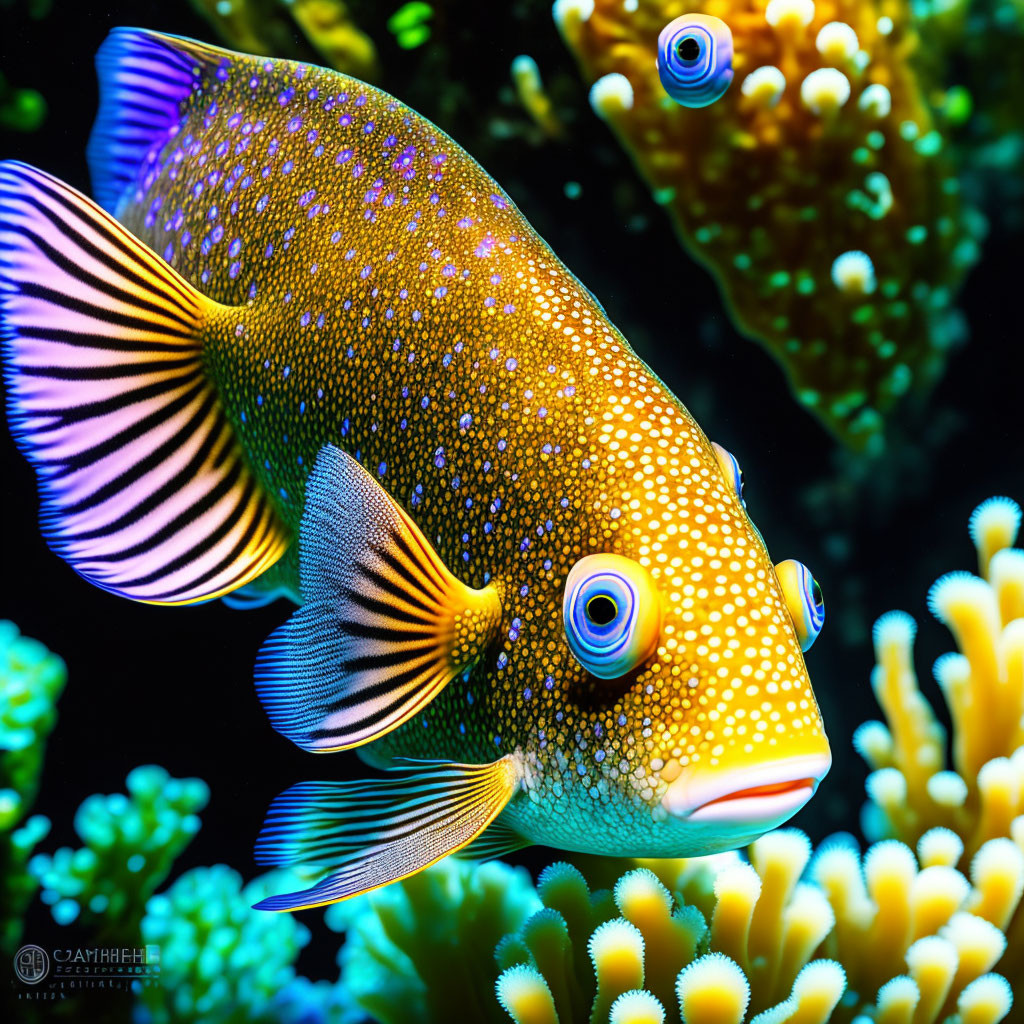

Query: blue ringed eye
[657,13,734,108]
[563,554,662,680]
[711,442,745,508]
[775,559,825,652]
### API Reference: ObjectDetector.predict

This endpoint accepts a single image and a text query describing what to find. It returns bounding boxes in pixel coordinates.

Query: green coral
[137,865,355,1024]
[0,620,64,954]
[30,764,209,938]
[325,856,541,1024]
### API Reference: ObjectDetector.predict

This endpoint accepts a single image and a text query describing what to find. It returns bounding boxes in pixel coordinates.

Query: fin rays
[255,445,501,752]
[254,759,520,910]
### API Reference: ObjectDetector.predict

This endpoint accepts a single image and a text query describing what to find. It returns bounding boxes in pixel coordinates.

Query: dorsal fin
[87,28,229,213]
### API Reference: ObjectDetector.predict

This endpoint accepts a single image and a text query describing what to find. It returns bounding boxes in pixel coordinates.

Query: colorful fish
[0,29,831,910]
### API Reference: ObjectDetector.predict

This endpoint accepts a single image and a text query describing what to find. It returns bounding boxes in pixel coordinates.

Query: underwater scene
[1,0,1023,1021]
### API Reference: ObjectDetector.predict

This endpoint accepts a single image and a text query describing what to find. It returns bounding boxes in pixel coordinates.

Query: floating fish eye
[711,441,745,507]
[563,553,662,679]
[775,559,825,652]
[657,13,734,108]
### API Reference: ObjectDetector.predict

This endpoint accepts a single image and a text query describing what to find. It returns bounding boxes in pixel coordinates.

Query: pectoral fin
[457,814,532,861]
[253,756,520,910]
[255,444,502,752]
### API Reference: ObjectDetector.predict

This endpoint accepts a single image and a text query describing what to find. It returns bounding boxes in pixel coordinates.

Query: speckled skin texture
[118,38,828,856]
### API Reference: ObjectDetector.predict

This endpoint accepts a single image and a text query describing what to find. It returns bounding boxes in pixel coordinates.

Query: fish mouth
[661,753,831,826]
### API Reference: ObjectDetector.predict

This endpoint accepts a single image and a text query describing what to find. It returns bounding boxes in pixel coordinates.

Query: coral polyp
[555,0,982,449]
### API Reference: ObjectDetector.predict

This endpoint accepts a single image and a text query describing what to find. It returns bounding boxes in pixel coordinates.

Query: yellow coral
[856,496,1024,855]
[498,829,1016,1023]
[189,0,379,81]
[553,0,980,450]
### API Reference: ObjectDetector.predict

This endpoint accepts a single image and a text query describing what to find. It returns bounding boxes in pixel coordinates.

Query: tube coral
[553,0,982,450]
[855,495,1024,853]
[495,830,1015,1023]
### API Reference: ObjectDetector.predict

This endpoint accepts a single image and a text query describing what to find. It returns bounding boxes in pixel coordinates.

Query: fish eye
[563,553,662,679]
[775,559,825,652]
[676,35,702,63]
[657,13,734,108]
[712,441,745,507]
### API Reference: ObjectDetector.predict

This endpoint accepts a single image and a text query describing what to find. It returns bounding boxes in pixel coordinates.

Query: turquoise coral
[0,620,64,955]
[137,865,354,1024]
[30,764,209,938]
[325,856,541,1024]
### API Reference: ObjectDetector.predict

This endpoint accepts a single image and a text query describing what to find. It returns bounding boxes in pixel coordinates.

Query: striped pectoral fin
[253,756,521,911]
[255,444,502,752]
[0,162,287,604]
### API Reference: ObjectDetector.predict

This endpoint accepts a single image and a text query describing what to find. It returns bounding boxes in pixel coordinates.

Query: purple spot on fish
[459,413,473,430]
[228,261,240,279]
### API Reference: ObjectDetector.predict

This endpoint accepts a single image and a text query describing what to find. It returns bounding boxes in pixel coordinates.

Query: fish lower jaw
[661,752,831,827]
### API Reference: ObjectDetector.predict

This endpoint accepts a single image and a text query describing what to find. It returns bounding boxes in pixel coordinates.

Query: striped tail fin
[0,161,287,604]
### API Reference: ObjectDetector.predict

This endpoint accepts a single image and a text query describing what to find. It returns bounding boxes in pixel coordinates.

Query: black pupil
[811,579,823,609]
[677,36,701,62]
[586,595,617,626]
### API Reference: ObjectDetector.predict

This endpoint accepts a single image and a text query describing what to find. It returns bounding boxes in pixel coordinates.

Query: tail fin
[0,162,287,604]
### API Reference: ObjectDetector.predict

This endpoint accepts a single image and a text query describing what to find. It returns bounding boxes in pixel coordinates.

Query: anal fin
[254,757,520,910]
[255,444,501,752]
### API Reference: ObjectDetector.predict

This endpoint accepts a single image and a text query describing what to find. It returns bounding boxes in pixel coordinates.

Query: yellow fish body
[0,29,830,910]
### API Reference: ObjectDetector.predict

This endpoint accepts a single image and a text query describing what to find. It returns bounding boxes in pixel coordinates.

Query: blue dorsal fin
[87,28,221,213]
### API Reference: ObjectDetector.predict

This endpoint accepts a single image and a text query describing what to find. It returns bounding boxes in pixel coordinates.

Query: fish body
[0,30,830,908]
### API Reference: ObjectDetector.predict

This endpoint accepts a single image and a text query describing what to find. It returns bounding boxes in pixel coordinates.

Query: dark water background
[0,0,1020,987]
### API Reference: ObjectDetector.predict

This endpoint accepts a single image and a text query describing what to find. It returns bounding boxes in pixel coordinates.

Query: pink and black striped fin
[253,757,520,911]
[255,444,502,752]
[88,27,228,213]
[0,162,287,604]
